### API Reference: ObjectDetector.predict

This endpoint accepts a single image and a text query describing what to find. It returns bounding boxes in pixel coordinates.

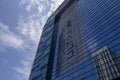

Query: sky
[0,0,64,80]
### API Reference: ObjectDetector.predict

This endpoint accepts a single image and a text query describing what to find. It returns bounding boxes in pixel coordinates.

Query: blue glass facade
[29,16,55,80]
[53,0,120,80]
[29,0,120,80]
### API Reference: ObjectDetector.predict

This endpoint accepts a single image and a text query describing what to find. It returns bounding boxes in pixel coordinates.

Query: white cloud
[0,22,24,50]
[17,16,42,44]
[0,0,64,79]
[13,43,36,80]
[20,0,64,15]
[13,16,41,80]
[14,59,33,80]
[14,0,64,80]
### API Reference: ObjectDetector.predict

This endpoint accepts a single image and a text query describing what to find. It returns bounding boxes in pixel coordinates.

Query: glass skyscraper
[29,0,120,80]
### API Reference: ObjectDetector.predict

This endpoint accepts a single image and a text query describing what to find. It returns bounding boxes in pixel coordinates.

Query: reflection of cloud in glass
[86,36,98,53]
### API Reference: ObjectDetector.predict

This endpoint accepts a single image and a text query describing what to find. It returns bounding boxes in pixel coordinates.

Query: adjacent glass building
[92,46,120,80]
[29,0,120,80]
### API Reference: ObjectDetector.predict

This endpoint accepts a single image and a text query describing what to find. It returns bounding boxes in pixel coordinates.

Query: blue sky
[0,0,63,80]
